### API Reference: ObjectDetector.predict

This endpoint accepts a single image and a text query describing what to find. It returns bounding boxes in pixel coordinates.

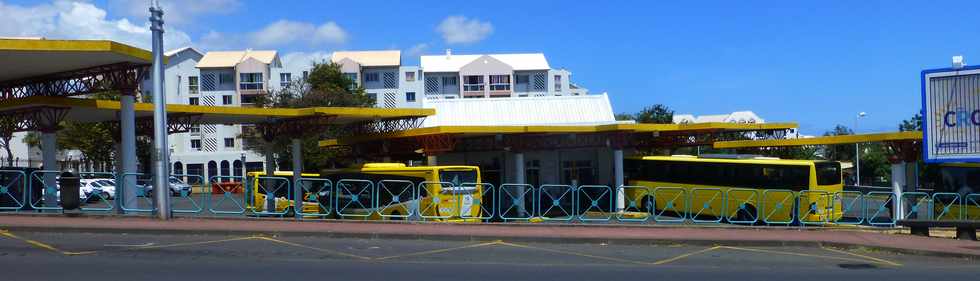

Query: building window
[279,73,291,88]
[554,75,562,92]
[239,73,263,90]
[302,71,309,79]
[405,71,416,82]
[365,72,379,82]
[222,95,233,105]
[188,76,199,95]
[190,139,201,151]
[463,75,484,91]
[218,73,233,85]
[489,75,511,91]
[442,76,457,86]
[516,75,529,84]
[224,138,235,148]
[188,97,199,105]
[190,125,200,134]
[406,92,416,102]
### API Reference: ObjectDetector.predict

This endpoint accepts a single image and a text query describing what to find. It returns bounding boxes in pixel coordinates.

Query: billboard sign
[923,66,980,162]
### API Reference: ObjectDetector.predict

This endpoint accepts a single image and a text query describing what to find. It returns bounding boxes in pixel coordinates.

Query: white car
[93,179,117,200]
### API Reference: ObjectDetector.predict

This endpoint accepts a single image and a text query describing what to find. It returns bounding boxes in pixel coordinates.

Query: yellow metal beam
[320,122,800,147]
[0,39,153,63]
[713,131,922,149]
[0,96,431,125]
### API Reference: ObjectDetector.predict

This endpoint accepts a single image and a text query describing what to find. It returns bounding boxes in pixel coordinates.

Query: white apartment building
[331,50,590,108]
[331,50,423,108]
[153,48,293,181]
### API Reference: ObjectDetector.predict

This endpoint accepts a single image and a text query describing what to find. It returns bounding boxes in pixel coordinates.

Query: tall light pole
[150,1,171,219]
[854,112,867,185]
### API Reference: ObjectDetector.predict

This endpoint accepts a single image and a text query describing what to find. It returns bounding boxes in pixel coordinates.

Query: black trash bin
[58,171,80,210]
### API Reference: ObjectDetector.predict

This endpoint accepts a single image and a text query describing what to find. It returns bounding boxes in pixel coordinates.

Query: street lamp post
[854,112,867,185]
[149,1,171,219]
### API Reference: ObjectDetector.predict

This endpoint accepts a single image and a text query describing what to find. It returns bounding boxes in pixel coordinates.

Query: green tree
[633,104,674,124]
[821,125,854,162]
[899,113,922,132]
[614,113,634,121]
[245,61,374,171]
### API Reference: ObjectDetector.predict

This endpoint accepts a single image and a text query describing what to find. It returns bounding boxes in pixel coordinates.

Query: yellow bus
[623,155,844,223]
[931,163,980,220]
[250,163,483,221]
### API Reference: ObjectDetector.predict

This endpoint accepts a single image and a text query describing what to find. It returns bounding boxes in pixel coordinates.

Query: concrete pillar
[512,152,526,216]
[40,131,58,208]
[381,141,392,162]
[263,141,276,213]
[426,155,437,166]
[613,149,625,212]
[891,162,906,221]
[119,95,138,212]
[291,138,303,219]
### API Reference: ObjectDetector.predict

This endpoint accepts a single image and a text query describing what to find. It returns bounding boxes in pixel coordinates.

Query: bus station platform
[1,214,977,259]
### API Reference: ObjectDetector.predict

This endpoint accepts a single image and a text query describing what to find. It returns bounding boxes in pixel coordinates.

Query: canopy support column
[512,151,527,217]
[891,161,906,222]
[119,94,138,213]
[613,149,625,212]
[40,130,58,208]
[263,140,277,214]
[291,138,303,219]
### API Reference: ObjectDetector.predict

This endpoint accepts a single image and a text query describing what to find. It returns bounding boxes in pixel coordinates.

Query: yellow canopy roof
[0,39,153,82]
[713,131,922,149]
[0,96,434,125]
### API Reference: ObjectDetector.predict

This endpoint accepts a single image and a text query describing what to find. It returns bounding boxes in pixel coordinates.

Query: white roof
[420,53,550,72]
[674,111,766,124]
[197,50,278,68]
[331,50,400,67]
[164,46,202,57]
[421,93,616,127]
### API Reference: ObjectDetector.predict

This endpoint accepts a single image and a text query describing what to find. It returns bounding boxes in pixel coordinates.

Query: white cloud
[406,43,429,56]
[108,0,241,26]
[0,0,192,50]
[436,15,493,44]
[249,20,348,48]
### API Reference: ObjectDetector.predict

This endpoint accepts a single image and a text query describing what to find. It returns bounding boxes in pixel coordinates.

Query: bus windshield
[440,169,478,186]
[815,162,842,186]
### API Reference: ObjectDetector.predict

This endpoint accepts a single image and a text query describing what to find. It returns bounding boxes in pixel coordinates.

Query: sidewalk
[1,214,978,258]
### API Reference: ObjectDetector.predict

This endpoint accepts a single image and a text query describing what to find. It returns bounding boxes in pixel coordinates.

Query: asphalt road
[0,230,977,281]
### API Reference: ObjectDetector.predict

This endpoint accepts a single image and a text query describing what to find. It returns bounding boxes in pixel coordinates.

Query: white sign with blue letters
[923,66,980,162]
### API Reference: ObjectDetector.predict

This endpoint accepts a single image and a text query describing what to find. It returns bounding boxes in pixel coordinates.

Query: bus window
[440,169,477,186]
[815,162,842,186]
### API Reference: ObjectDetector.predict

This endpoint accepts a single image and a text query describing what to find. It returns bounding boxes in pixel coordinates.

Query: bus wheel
[389,211,403,221]
[731,205,757,225]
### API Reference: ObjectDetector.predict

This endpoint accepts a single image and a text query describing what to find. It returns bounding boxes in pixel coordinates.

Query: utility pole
[150,1,171,219]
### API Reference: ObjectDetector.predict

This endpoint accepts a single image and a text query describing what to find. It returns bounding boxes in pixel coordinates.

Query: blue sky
[3,0,979,135]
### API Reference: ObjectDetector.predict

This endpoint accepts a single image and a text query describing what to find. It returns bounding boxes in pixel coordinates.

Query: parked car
[93,179,116,200]
[141,177,193,197]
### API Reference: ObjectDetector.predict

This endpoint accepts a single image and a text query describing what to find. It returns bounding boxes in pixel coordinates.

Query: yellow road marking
[0,230,96,255]
[497,241,653,266]
[254,236,372,260]
[374,240,502,261]
[121,236,258,252]
[652,246,722,265]
[819,245,903,267]
[720,246,902,267]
